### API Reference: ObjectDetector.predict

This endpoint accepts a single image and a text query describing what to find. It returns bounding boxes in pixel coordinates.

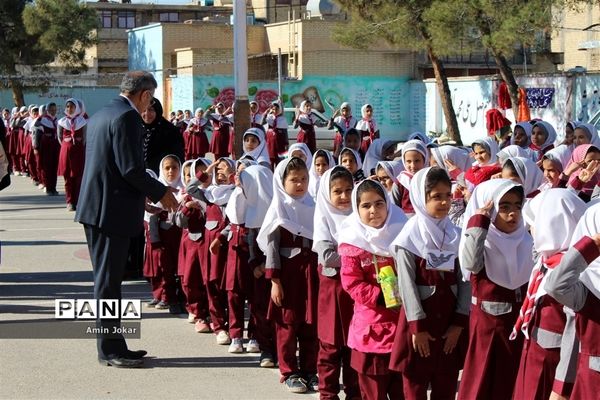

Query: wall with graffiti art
[169,74,412,140]
[573,74,600,122]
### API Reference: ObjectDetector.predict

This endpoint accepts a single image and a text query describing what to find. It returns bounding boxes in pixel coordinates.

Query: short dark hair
[120,71,157,96]
[356,179,386,205]
[340,148,357,162]
[329,166,353,189]
[283,157,308,181]
[345,128,360,139]
[424,167,451,197]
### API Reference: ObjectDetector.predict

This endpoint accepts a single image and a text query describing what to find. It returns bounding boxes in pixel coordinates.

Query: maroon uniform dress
[177,197,209,320]
[208,113,232,159]
[156,211,182,304]
[58,121,86,207]
[295,114,316,154]
[24,121,40,182]
[265,114,288,167]
[225,223,255,340]
[317,263,359,400]
[199,203,229,333]
[266,227,319,380]
[184,118,209,160]
[389,256,468,400]
[37,116,60,193]
[513,254,567,400]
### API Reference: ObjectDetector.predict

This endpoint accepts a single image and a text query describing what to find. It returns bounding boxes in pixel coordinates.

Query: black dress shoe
[98,356,144,368]
[125,349,148,359]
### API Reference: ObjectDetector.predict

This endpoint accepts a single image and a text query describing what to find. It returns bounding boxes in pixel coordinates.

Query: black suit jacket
[75,96,167,237]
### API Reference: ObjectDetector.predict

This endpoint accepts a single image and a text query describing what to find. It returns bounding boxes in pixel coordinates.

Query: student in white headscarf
[457,179,534,400]
[241,127,271,168]
[545,202,600,399]
[184,107,209,159]
[355,104,379,154]
[511,189,587,400]
[312,166,359,399]
[500,156,544,198]
[338,179,408,398]
[257,157,319,393]
[294,100,317,153]
[328,102,358,158]
[308,148,335,199]
[389,167,469,399]
[362,138,395,178]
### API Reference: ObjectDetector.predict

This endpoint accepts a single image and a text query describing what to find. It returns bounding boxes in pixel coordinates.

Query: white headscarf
[242,127,270,166]
[543,145,572,172]
[575,123,600,147]
[287,142,313,167]
[571,202,600,300]
[333,102,357,134]
[266,104,288,129]
[504,157,544,196]
[312,167,353,247]
[297,100,314,125]
[355,104,377,132]
[399,139,429,189]
[408,131,431,144]
[257,157,315,252]
[524,189,586,259]
[338,147,363,171]
[391,168,460,269]
[308,149,335,198]
[511,122,533,147]
[57,98,87,132]
[158,155,183,189]
[204,157,235,206]
[187,107,206,128]
[241,165,274,229]
[430,145,471,174]
[533,121,557,151]
[459,179,534,289]
[497,145,529,164]
[363,138,394,177]
[376,160,404,186]
[338,179,408,257]
[472,137,500,166]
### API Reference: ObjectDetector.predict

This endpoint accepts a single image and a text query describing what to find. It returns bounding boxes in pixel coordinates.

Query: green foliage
[22,0,99,69]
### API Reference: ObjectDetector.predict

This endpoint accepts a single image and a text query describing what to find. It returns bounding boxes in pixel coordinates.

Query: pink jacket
[339,243,399,354]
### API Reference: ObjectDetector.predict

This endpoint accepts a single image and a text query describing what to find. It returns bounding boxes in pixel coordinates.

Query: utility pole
[232,0,250,159]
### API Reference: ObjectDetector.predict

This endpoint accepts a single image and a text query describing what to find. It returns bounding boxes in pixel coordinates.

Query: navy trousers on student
[84,224,131,360]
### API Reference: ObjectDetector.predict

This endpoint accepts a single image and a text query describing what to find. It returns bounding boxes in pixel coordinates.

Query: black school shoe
[98,356,144,368]
[284,375,307,393]
[306,374,319,392]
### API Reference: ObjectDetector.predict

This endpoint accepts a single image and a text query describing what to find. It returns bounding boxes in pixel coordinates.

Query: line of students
[2,99,88,211]
[141,114,600,398]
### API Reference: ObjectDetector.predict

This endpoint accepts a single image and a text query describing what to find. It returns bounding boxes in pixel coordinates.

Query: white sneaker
[246,339,260,353]
[228,338,244,353]
[215,330,231,345]
[187,313,197,323]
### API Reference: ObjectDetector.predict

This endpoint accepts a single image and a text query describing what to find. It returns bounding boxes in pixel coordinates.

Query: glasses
[149,99,156,107]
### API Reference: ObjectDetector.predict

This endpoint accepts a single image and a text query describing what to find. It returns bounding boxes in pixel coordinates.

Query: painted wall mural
[170,74,412,139]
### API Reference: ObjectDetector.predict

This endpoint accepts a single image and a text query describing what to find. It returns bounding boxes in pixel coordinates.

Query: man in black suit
[75,71,178,368]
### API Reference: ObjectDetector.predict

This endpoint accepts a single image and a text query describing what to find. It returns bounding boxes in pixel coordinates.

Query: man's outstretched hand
[159,187,179,212]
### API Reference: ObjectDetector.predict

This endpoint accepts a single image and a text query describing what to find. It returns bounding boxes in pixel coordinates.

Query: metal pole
[233,0,250,159]
[277,48,282,101]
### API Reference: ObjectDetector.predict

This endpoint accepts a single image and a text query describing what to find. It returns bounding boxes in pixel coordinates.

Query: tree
[426,0,590,118]
[0,0,98,106]
[333,0,463,144]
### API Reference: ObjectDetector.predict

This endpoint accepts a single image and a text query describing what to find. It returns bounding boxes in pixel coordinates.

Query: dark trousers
[84,224,131,360]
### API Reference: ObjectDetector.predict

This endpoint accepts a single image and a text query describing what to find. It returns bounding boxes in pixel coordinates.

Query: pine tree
[0,0,98,106]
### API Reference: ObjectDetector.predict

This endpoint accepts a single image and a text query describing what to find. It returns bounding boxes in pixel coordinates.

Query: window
[117,11,135,29]
[100,11,112,28]
[159,12,179,23]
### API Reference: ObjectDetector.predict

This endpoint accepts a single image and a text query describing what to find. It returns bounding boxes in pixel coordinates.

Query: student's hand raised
[412,331,435,358]
[475,200,494,218]
[564,160,585,177]
[271,280,284,307]
[442,325,463,354]
[577,160,600,183]
[444,158,458,172]
[206,160,220,175]
[159,187,179,212]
